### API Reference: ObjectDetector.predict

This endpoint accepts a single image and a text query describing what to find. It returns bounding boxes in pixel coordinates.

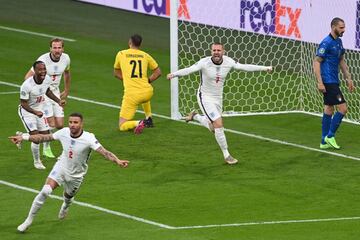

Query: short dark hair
[130,34,142,47]
[50,38,64,47]
[213,42,223,46]
[33,60,45,69]
[211,42,224,49]
[69,112,83,121]
[331,17,344,27]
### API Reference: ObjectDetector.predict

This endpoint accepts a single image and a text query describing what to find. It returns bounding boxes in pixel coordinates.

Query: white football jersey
[19,76,52,111]
[53,128,102,178]
[173,55,271,103]
[32,52,71,94]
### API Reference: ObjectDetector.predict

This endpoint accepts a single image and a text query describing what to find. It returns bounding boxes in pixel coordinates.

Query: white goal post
[170,0,360,125]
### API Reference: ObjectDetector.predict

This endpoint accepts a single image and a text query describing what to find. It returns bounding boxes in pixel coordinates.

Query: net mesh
[177,20,360,123]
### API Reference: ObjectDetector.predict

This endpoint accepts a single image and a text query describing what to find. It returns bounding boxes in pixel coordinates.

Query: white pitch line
[224,128,360,161]
[0,180,175,229]
[1,80,359,162]
[0,91,18,95]
[1,179,360,230]
[174,216,360,229]
[0,25,76,42]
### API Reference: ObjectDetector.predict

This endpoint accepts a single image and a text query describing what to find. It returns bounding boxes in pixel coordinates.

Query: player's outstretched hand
[117,160,129,168]
[167,73,174,80]
[267,66,273,73]
[8,135,22,145]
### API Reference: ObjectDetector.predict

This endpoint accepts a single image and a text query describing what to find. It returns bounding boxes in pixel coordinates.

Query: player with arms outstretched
[10,112,129,233]
[167,43,272,164]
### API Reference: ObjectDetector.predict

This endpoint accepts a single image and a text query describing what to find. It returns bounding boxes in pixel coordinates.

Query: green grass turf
[1,1,360,239]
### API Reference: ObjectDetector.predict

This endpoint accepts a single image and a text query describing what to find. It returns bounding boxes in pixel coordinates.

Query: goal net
[170,0,360,124]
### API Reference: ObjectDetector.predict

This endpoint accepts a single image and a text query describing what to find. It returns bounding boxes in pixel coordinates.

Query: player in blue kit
[313,17,355,150]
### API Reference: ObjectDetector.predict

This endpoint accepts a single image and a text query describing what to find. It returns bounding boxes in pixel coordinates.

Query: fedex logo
[133,0,190,19]
[240,0,302,39]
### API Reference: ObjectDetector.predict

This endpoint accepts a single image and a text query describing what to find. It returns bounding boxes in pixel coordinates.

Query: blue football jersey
[316,34,345,84]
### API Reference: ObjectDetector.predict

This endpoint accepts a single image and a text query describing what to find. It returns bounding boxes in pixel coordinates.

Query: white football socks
[214,127,230,159]
[26,185,53,222]
[194,114,212,131]
[31,143,40,162]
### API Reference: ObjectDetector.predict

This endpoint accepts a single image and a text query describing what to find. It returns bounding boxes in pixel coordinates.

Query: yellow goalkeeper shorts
[119,89,153,120]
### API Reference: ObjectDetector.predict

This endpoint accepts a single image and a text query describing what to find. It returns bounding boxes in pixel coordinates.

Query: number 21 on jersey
[130,60,143,78]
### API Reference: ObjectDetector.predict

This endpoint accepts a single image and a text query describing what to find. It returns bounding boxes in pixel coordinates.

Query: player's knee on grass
[119,120,138,131]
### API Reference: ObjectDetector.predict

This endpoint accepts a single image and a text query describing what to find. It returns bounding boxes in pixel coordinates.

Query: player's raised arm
[96,146,129,168]
[167,62,202,80]
[233,62,272,72]
[9,133,54,145]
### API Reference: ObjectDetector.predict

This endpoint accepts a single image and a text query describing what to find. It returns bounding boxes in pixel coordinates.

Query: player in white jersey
[25,38,71,158]
[167,43,272,165]
[9,112,129,233]
[19,61,66,170]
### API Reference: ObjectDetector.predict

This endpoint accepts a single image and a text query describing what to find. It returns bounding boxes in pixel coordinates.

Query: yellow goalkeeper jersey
[114,48,158,92]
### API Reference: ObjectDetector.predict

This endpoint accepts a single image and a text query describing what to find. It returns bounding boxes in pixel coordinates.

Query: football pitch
[1,1,360,239]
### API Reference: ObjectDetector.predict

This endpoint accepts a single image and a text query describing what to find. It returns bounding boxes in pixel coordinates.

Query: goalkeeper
[114,34,161,134]
[167,42,272,165]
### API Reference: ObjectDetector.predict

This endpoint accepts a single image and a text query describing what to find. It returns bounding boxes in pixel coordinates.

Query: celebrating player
[18,61,65,169]
[167,42,272,165]
[9,112,129,233]
[25,38,71,158]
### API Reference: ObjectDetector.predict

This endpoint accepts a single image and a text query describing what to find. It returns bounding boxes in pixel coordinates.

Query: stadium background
[0,1,360,239]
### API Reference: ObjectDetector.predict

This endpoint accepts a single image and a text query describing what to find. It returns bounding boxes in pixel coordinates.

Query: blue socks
[321,113,332,144]
[327,112,344,138]
[322,112,345,143]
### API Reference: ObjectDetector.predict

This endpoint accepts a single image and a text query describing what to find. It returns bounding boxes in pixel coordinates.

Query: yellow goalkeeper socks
[119,120,139,131]
[142,101,152,119]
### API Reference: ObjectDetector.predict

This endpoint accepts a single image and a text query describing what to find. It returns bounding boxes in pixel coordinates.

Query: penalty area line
[0,80,359,162]
[0,25,76,42]
[0,180,175,229]
[174,216,360,229]
[1,179,360,229]
[0,91,19,95]
[1,81,360,229]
